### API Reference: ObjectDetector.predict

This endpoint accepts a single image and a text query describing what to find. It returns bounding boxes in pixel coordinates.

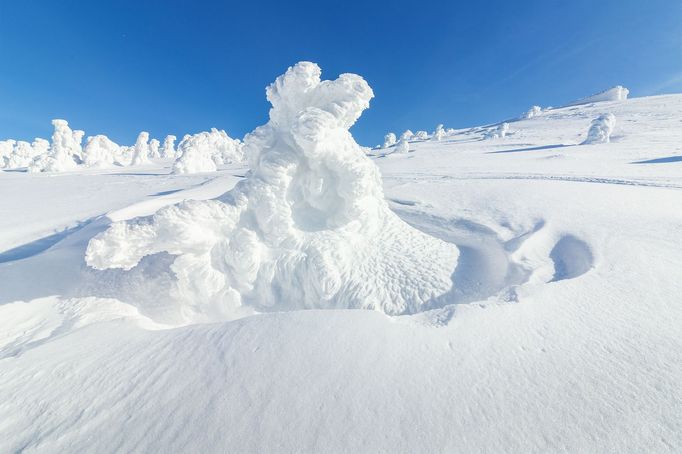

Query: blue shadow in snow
[487,144,570,154]
[631,156,682,164]
[0,222,89,264]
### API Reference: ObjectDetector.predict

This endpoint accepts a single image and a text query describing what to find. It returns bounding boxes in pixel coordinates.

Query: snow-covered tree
[172,128,243,174]
[400,130,414,141]
[582,113,616,144]
[414,130,428,140]
[131,132,150,166]
[28,119,80,172]
[432,124,445,141]
[149,138,161,158]
[161,135,177,158]
[394,139,410,154]
[485,122,509,139]
[522,105,542,119]
[82,135,121,168]
[383,132,397,148]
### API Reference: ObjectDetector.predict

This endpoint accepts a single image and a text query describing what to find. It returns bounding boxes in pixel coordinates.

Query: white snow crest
[86,61,458,321]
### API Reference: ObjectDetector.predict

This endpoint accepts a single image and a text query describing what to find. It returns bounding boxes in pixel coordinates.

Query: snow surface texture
[172,128,243,174]
[2,83,682,452]
[86,62,459,321]
[568,85,629,105]
[583,113,616,144]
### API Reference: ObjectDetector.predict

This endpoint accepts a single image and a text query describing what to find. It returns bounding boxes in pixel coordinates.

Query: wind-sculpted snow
[382,132,397,148]
[130,132,151,166]
[432,124,445,141]
[485,122,509,139]
[160,135,177,158]
[86,62,459,320]
[172,128,243,174]
[583,113,616,144]
[568,85,629,106]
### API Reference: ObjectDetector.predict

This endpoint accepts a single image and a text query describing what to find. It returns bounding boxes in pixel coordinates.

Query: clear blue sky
[1,0,680,146]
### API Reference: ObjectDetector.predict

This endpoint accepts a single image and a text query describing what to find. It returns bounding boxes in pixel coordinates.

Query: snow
[172,128,243,174]
[1,68,682,453]
[160,134,176,157]
[28,119,80,172]
[414,130,428,140]
[87,61,459,321]
[568,85,629,106]
[582,113,616,144]
[432,123,445,141]
[149,138,161,158]
[394,138,410,153]
[522,105,542,119]
[382,131,397,148]
[486,122,510,139]
[130,131,151,166]
[400,129,414,141]
[82,134,121,168]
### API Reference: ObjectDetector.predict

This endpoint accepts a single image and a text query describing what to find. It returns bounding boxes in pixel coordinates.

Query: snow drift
[568,86,629,106]
[582,113,616,144]
[86,61,459,321]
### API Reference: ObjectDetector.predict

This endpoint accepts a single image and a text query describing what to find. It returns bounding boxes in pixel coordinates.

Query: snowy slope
[1,93,682,453]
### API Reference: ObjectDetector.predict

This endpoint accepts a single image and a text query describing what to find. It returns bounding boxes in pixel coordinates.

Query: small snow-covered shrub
[172,128,243,174]
[431,124,445,141]
[414,130,428,140]
[582,113,616,144]
[383,132,397,148]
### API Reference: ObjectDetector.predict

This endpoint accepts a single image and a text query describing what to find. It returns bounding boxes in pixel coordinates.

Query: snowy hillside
[1,64,681,452]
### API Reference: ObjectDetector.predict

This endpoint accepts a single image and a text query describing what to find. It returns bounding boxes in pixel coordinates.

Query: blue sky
[1,0,680,146]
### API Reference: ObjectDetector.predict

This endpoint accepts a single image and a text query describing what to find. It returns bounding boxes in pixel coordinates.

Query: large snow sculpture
[582,113,616,144]
[172,128,243,174]
[86,62,459,320]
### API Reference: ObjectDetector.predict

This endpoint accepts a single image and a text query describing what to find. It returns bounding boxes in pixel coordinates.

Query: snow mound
[400,130,414,141]
[582,113,616,144]
[28,120,80,173]
[172,129,243,174]
[568,86,629,106]
[86,61,459,321]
